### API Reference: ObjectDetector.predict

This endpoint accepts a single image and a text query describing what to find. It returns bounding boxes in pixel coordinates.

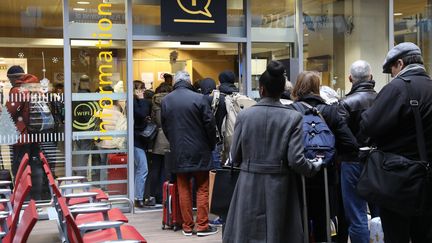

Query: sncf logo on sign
[161,0,227,34]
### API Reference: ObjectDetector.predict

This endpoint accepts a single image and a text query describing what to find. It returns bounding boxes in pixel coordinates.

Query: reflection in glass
[251,0,295,28]
[251,43,292,96]
[394,0,432,73]
[69,0,125,24]
[0,0,65,203]
[303,0,389,93]
[0,0,63,38]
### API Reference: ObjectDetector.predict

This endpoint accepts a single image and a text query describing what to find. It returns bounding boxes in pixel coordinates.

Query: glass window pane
[71,40,128,195]
[251,0,296,42]
[0,0,65,202]
[251,0,295,28]
[251,43,292,97]
[303,0,389,93]
[69,1,125,24]
[0,1,63,38]
[394,0,431,73]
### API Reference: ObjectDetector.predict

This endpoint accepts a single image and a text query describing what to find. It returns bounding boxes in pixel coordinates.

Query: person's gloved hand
[312,158,323,170]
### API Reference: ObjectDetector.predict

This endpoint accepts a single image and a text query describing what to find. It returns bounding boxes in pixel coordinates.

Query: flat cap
[383,42,421,73]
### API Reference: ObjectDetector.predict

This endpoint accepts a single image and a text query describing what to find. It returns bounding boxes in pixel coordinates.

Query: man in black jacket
[338,60,377,243]
[361,42,432,243]
[161,71,218,237]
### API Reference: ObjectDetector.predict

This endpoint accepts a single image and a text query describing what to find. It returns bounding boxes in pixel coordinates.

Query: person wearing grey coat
[223,61,322,243]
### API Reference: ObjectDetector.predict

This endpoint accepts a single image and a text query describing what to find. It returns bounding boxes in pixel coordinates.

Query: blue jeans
[134,147,148,200]
[341,162,369,243]
[211,144,222,169]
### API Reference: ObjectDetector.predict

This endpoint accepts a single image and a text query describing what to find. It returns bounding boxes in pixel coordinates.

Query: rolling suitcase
[162,181,183,231]
[301,159,332,243]
[107,153,128,195]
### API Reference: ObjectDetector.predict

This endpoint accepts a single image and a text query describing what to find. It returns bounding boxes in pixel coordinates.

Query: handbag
[139,120,158,142]
[356,77,432,216]
[209,164,240,216]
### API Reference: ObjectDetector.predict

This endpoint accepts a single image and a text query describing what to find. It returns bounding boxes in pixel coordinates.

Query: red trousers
[177,171,209,232]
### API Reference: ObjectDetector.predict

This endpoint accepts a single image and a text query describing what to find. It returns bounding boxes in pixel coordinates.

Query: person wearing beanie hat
[218,70,238,95]
[361,43,432,242]
[5,66,45,200]
[6,65,25,84]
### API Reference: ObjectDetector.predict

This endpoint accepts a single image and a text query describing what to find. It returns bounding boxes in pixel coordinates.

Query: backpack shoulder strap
[211,90,220,115]
[299,101,329,126]
[292,102,307,114]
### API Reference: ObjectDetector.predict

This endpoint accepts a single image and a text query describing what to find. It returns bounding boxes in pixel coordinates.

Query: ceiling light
[77,1,90,4]
[73,8,85,11]
[394,13,403,16]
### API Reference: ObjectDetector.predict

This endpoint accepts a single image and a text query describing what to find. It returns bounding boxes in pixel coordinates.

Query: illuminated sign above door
[161,0,227,34]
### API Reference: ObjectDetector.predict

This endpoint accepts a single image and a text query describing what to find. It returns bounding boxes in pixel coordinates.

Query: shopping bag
[209,166,240,216]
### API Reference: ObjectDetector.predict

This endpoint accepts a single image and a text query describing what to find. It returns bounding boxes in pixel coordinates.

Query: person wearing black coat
[161,71,218,237]
[216,71,238,162]
[218,70,238,95]
[199,78,224,167]
[290,71,358,242]
[360,42,432,243]
[213,70,239,134]
[338,60,378,243]
[133,81,152,208]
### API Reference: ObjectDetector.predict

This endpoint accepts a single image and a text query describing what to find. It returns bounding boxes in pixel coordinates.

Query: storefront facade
[0,0,430,201]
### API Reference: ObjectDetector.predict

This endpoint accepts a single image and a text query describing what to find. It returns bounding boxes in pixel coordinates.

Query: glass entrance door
[63,0,132,199]
[70,40,128,196]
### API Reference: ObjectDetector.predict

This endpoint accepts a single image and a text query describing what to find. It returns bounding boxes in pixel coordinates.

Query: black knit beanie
[218,71,236,84]
[7,65,25,79]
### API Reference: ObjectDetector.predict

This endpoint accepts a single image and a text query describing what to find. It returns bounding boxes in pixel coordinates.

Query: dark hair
[133,80,145,90]
[7,65,24,75]
[292,71,321,100]
[259,61,286,98]
[163,73,173,85]
[155,82,173,93]
[401,54,424,66]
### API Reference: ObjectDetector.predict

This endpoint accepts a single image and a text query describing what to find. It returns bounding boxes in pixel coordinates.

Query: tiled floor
[28,209,223,243]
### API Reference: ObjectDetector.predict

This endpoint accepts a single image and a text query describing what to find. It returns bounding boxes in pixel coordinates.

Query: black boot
[135,199,144,208]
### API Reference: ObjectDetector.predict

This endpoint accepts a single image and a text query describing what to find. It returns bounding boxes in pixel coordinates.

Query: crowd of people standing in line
[222,42,432,243]
[132,42,432,243]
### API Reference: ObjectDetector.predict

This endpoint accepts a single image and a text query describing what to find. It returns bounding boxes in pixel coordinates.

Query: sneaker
[182,230,193,236]
[209,217,224,227]
[144,197,156,207]
[197,225,219,237]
